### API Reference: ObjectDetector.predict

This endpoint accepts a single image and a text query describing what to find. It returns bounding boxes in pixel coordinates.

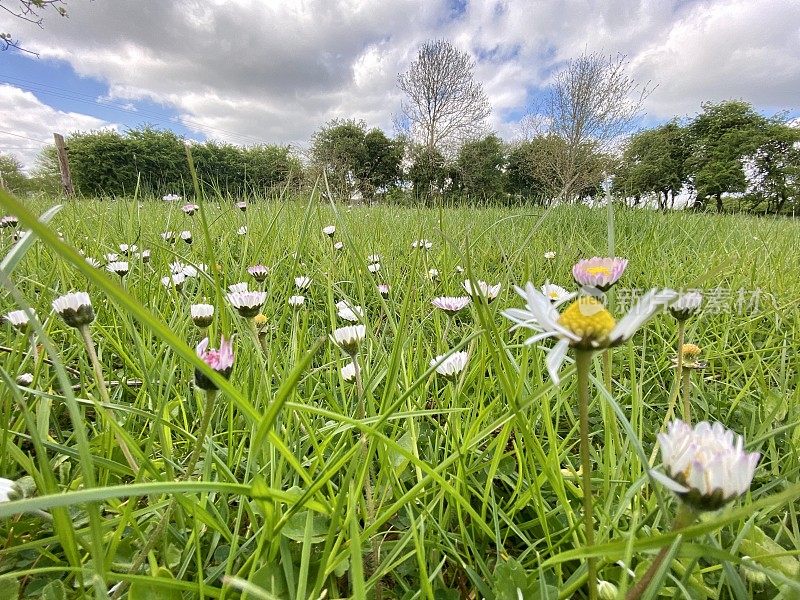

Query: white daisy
[331,324,366,355]
[227,290,267,318]
[670,291,703,321]
[431,296,471,315]
[322,225,336,237]
[541,283,572,304]
[503,284,677,385]
[463,279,501,301]
[336,300,364,322]
[190,303,214,328]
[106,261,129,277]
[340,360,358,383]
[0,478,19,503]
[430,351,469,380]
[228,282,249,293]
[5,309,32,332]
[650,420,760,511]
[52,292,95,328]
[295,276,312,290]
[288,295,305,308]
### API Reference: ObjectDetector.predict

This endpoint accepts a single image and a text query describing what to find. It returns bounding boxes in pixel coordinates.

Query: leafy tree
[356,129,403,202]
[407,145,449,200]
[29,145,61,195]
[686,101,770,212]
[506,136,562,202]
[747,121,800,214]
[310,120,402,202]
[67,130,137,196]
[616,121,689,210]
[0,153,30,194]
[454,135,506,199]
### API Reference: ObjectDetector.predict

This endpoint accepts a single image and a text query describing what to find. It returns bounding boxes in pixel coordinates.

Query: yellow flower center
[254,314,268,327]
[558,297,616,344]
[681,343,701,358]
[548,291,559,299]
[585,265,612,276]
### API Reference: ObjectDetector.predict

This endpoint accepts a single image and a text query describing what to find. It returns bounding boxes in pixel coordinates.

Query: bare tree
[397,40,491,156]
[1,0,68,56]
[539,52,652,202]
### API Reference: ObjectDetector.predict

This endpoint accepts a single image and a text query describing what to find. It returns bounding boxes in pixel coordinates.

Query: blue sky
[1,0,798,169]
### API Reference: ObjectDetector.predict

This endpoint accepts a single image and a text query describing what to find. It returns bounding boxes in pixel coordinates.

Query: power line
[0,129,50,144]
[0,75,270,146]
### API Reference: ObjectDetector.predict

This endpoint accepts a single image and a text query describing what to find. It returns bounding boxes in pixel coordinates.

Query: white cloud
[5,0,798,162]
[0,84,116,170]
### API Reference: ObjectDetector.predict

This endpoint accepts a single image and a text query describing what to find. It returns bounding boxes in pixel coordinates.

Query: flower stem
[625,504,698,600]
[576,349,597,600]
[681,368,692,424]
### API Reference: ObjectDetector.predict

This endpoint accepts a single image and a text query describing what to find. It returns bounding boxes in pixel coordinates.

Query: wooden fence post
[53,133,75,197]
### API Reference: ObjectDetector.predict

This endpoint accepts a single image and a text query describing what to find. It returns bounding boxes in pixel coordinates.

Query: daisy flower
[544,251,556,260]
[190,303,214,328]
[182,203,199,215]
[651,420,760,511]
[195,336,234,390]
[237,226,248,235]
[430,351,469,380]
[228,282,249,293]
[161,231,176,243]
[288,295,305,308]
[503,284,677,385]
[331,324,366,355]
[431,296,471,315]
[333,241,344,251]
[0,478,19,503]
[336,300,364,322]
[294,276,312,290]
[670,291,703,321]
[248,265,270,283]
[180,230,193,244]
[541,283,571,304]
[227,290,267,318]
[572,257,628,292]
[463,279,501,302]
[367,263,381,274]
[340,360,358,383]
[377,284,390,297]
[107,261,129,277]
[412,239,433,250]
[53,292,95,328]
[236,201,248,212]
[322,225,336,237]
[5,309,32,332]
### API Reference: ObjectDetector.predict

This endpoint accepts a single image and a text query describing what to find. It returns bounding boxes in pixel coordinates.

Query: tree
[747,121,800,214]
[397,40,490,156]
[616,121,689,210]
[506,136,562,202]
[685,101,770,212]
[407,145,449,201]
[535,52,650,203]
[310,120,402,202]
[454,135,506,199]
[1,0,68,56]
[0,153,30,194]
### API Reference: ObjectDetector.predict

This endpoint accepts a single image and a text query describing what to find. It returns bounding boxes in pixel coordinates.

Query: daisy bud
[377,284,389,297]
[428,268,439,281]
[190,303,214,328]
[247,265,269,283]
[236,201,247,212]
[227,290,267,318]
[237,226,248,236]
[333,241,344,251]
[195,336,234,390]
[182,203,199,215]
[0,478,20,503]
[288,295,305,308]
[140,249,151,263]
[669,291,703,321]
[52,292,95,328]
[430,351,468,381]
[572,257,627,292]
[340,360,358,383]
[180,230,193,244]
[454,265,464,274]
[5,309,32,333]
[431,296,471,316]
[331,324,366,355]
[322,225,336,237]
[107,261,129,277]
[651,420,760,511]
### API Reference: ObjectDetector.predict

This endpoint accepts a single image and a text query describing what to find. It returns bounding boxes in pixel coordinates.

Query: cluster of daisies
[2,218,759,517]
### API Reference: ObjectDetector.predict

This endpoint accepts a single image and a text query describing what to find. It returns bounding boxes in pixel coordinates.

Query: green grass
[1,192,799,599]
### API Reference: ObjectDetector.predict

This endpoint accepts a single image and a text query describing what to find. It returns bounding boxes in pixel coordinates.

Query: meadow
[0,191,799,599]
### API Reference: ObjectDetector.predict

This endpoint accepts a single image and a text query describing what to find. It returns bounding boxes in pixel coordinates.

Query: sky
[1,0,799,170]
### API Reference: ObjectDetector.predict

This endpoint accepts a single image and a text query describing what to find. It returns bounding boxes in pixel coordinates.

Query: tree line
[1,41,797,214]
